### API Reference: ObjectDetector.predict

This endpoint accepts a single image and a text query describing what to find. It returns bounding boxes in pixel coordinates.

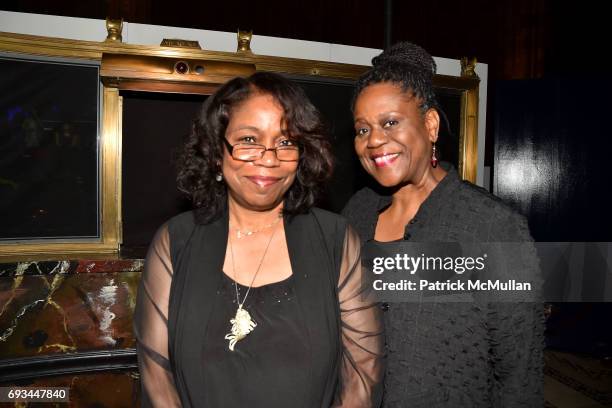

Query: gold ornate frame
[0,31,480,260]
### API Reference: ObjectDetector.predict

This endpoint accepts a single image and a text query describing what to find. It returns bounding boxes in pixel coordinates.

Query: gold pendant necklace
[224,219,279,351]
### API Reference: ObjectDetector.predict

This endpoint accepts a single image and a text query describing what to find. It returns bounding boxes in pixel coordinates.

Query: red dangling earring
[431,142,438,168]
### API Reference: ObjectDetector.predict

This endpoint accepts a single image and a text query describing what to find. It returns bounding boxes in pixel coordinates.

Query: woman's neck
[390,166,447,213]
[227,199,283,231]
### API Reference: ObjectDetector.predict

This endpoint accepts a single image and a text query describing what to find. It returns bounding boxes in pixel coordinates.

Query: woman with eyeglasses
[134,72,383,407]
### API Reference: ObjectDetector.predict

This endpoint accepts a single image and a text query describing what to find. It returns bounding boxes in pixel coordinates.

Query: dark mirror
[0,56,100,241]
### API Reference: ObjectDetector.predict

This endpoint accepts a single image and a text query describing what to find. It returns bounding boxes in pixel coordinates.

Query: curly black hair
[354,41,439,113]
[177,72,333,224]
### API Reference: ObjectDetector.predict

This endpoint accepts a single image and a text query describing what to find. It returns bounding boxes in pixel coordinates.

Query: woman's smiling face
[353,82,440,188]
[222,92,298,211]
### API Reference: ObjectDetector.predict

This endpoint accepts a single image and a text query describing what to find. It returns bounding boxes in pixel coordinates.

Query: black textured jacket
[342,165,545,408]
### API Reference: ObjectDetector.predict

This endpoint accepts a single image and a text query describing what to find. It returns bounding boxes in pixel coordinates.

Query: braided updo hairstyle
[354,41,438,114]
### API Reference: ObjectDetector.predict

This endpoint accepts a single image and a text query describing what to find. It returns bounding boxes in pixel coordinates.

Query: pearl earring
[431,143,438,168]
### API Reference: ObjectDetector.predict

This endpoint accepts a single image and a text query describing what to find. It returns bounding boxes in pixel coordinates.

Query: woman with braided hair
[342,42,544,407]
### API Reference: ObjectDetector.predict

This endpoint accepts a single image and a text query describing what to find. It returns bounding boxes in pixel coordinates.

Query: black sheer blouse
[201,274,310,407]
[134,208,384,407]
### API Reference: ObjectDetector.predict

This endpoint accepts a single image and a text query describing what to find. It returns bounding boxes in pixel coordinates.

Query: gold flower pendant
[224,306,257,351]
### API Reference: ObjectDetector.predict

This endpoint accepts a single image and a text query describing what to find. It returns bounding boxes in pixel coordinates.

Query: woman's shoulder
[296,207,348,238]
[456,181,520,217]
[341,187,381,217]
[340,187,381,239]
[289,207,351,245]
[453,181,531,240]
[166,210,197,232]
[160,211,199,254]
[345,186,381,205]
[310,207,347,224]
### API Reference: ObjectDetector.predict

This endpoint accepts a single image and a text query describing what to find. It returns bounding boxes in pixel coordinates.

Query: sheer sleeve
[134,224,181,407]
[334,225,385,407]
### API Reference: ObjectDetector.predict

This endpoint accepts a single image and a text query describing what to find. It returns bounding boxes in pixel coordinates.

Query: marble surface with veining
[0,259,143,359]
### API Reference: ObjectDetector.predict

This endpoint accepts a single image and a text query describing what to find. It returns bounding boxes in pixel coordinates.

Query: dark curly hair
[177,72,333,224]
[354,41,439,113]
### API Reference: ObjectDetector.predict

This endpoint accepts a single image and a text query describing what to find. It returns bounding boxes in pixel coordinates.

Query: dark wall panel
[493,78,612,242]
[121,91,203,250]
[493,77,612,356]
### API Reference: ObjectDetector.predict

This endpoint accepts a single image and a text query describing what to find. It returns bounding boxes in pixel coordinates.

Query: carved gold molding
[0,85,122,260]
[461,57,478,79]
[105,18,123,43]
[460,83,479,183]
[458,58,479,182]
[237,30,253,53]
[160,39,201,49]
[100,53,256,93]
[100,87,122,251]
[433,74,480,182]
[0,31,366,79]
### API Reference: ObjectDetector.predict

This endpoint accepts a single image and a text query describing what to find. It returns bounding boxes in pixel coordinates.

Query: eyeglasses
[223,137,300,162]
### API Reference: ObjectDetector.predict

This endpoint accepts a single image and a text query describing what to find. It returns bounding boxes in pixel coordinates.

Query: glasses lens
[276,147,299,161]
[233,145,264,161]
[232,144,299,161]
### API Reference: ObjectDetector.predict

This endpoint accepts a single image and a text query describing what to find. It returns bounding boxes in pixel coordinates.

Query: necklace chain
[228,219,279,309]
[229,216,281,239]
